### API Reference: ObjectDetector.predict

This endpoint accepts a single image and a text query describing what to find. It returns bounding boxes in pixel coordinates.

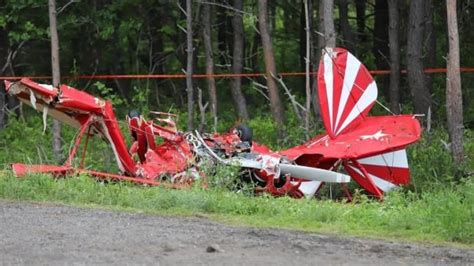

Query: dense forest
[0,0,472,169]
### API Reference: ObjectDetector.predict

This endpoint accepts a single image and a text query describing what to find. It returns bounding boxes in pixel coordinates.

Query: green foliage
[0,114,119,172]
[93,81,124,106]
[407,128,474,192]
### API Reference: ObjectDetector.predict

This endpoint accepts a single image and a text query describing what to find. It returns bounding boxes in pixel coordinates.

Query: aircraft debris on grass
[3,48,421,199]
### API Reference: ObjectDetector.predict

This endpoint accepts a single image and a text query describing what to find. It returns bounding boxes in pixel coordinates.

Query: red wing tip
[3,80,12,92]
[11,163,27,177]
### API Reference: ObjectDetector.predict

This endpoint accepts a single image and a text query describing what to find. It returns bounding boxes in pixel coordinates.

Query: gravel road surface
[0,200,472,265]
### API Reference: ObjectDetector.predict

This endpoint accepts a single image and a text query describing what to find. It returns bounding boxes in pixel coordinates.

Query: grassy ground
[0,172,472,247]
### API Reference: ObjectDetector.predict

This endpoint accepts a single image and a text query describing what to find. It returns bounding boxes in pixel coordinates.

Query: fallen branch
[197,88,209,132]
[246,78,271,102]
[271,73,305,121]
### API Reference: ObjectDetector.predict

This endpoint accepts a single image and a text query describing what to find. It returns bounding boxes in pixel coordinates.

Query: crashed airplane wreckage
[3,48,421,199]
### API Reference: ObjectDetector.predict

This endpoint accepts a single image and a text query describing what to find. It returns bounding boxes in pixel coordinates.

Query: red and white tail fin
[344,149,411,197]
[318,47,378,139]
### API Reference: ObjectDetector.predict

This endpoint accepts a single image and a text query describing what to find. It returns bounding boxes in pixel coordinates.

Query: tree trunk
[407,0,431,116]
[373,0,389,99]
[312,0,335,120]
[257,0,285,138]
[0,27,7,129]
[230,0,249,121]
[322,0,336,47]
[250,17,261,71]
[317,0,325,52]
[269,0,277,33]
[186,0,194,130]
[446,0,464,164]
[299,1,306,71]
[216,6,230,66]
[0,87,5,129]
[311,0,323,118]
[338,0,355,53]
[424,0,436,103]
[355,0,367,42]
[201,2,218,131]
[304,0,312,140]
[48,0,63,162]
[388,0,401,114]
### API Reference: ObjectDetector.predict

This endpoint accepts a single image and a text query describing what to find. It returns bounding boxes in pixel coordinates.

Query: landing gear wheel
[235,125,253,143]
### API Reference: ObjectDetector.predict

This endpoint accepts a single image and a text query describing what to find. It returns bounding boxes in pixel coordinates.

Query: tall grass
[0,173,472,245]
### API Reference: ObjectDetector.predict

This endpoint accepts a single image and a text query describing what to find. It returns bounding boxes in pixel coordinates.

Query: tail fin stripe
[358,150,408,168]
[356,163,410,184]
[323,52,335,133]
[335,81,377,135]
[335,52,361,130]
[347,164,397,192]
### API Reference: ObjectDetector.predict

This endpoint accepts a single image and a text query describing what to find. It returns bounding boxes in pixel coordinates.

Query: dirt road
[0,201,472,265]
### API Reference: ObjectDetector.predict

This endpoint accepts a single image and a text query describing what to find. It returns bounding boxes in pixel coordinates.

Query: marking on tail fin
[323,51,335,133]
[358,149,409,168]
[360,129,389,141]
[335,81,377,135]
[335,52,360,131]
[348,150,410,192]
[347,164,397,192]
[318,48,378,138]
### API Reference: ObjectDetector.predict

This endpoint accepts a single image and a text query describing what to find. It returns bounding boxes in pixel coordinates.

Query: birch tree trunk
[257,0,285,138]
[230,0,249,121]
[388,0,401,114]
[446,0,464,164]
[48,0,62,162]
[201,2,218,131]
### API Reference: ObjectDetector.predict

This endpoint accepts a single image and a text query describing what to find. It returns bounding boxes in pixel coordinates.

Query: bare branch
[197,88,208,132]
[177,24,187,34]
[57,0,80,15]
[246,78,271,102]
[199,1,251,16]
[271,73,305,120]
[177,1,187,16]
[199,0,260,34]
[1,40,27,74]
